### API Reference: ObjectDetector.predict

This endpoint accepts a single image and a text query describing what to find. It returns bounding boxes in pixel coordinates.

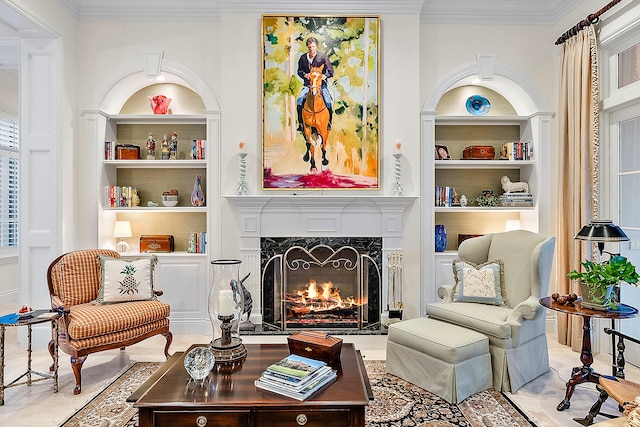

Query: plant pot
[579,282,617,311]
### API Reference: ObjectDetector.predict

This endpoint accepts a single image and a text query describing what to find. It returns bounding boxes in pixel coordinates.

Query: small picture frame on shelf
[435,145,450,160]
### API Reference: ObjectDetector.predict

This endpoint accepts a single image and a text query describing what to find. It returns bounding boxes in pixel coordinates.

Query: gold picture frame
[262,15,380,189]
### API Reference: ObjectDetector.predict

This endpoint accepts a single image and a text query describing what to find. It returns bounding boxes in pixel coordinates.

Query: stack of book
[500,141,533,160]
[499,193,534,207]
[255,354,337,401]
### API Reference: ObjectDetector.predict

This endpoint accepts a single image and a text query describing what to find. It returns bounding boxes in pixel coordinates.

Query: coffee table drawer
[255,409,351,427]
[154,410,250,427]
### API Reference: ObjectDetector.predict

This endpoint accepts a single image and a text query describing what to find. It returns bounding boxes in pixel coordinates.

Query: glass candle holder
[208,259,247,365]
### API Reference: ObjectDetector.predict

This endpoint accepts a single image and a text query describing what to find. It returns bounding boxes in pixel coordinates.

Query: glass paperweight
[184,346,216,381]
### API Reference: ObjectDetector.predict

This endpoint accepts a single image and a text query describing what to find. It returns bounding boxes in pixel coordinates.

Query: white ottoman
[386,317,492,403]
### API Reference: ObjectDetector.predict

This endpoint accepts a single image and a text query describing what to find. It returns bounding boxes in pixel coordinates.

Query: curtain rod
[555,0,623,45]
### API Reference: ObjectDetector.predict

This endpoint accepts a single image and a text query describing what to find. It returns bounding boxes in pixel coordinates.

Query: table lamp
[575,219,629,258]
[575,220,630,374]
[113,221,132,253]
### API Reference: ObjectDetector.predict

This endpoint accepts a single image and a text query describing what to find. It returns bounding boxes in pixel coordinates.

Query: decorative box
[462,145,495,160]
[140,235,174,253]
[287,331,343,365]
[115,144,141,160]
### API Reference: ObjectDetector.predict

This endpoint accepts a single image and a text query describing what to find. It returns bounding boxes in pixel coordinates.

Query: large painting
[262,15,380,189]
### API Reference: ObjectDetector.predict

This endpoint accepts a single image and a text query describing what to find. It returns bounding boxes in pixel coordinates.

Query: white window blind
[0,117,19,249]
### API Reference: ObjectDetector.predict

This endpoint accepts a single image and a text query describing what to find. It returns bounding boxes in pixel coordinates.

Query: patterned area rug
[60,360,535,427]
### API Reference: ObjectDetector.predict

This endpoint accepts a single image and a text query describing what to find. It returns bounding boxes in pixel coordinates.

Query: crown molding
[218,0,425,14]
[420,0,585,24]
[54,0,583,23]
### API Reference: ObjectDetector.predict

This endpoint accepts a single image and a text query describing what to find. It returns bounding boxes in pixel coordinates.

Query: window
[618,42,640,89]
[0,117,19,252]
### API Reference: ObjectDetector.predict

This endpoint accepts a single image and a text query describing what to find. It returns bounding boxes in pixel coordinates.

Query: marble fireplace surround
[225,195,416,331]
[260,236,383,332]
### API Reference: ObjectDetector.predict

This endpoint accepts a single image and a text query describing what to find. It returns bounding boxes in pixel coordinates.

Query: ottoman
[386,317,492,403]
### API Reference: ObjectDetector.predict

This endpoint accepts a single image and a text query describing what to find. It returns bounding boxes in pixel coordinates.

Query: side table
[0,309,59,405]
[539,297,638,417]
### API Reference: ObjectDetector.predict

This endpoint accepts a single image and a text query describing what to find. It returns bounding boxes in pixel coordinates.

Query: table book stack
[255,354,337,401]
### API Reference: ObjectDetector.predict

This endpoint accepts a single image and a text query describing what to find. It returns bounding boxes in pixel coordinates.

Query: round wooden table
[539,296,638,413]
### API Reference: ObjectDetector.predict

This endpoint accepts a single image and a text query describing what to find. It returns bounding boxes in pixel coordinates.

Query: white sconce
[113,221,132,253]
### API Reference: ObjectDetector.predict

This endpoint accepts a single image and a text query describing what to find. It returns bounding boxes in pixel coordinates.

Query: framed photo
[262,15,380,189]
[435,145,450,160]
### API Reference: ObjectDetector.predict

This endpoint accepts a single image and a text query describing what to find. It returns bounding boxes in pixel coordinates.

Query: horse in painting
[301,65,330,171]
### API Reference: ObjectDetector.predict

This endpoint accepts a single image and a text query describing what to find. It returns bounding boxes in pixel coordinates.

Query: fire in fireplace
[286,278,365,327]
[261,237,382,333]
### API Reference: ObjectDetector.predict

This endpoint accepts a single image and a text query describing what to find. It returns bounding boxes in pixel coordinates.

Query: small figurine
[501,176,529,194]
[161,133,170,160]
[460,195,468,207]
[146,132,156,160]
[170,132,178,160]
[452,188,460,206]
[147,200,159,207]
[131,188,140,206]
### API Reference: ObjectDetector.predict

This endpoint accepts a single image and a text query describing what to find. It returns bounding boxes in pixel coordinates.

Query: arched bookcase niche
[81,60,221,334]
[420,64,553,312]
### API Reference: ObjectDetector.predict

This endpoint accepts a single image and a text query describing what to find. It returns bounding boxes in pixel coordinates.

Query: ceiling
[56,0,586,23]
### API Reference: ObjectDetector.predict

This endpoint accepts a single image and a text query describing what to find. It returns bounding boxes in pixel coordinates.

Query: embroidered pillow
[452,258,507,306]
[95,255,157,304]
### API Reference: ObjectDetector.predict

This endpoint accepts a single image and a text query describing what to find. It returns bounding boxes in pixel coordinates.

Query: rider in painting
[296,36,334,132]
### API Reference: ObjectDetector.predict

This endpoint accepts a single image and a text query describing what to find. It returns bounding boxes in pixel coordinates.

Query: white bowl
[162,199,178,207]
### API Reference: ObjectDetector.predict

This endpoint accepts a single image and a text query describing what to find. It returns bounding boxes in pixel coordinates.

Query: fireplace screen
[262,241,381,332]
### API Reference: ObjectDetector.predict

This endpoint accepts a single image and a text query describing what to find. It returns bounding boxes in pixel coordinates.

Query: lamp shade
[575,220,629,242]
[112,221,132,238]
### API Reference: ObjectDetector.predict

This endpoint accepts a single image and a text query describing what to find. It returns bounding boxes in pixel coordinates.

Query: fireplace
[261,237,382,333]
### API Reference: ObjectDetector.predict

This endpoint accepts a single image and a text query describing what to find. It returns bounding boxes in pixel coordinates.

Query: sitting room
[1,0,640,426]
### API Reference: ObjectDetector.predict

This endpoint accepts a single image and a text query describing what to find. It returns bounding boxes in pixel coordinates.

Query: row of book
[105,141,116,160]
[499,193,534,207]
[434,186,458,207]
[254,353,337,401]
[190,139,206,160]
[501,141,533,161]
[187,231,207,254]
[104,186,137,208]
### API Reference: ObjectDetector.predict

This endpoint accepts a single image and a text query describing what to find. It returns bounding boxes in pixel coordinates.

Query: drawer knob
[196,415,208,426]
[296,413,308,425]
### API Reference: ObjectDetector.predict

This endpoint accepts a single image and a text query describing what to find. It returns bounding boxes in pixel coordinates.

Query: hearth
[261,237,382,333]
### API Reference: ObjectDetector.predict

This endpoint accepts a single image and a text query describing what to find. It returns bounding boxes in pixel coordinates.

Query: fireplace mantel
[225,195,417,247]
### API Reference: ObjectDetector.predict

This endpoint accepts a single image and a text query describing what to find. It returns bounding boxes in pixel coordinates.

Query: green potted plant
[567,255,639,310]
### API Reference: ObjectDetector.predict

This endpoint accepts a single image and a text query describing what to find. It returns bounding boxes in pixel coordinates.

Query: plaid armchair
[47,249,172,395]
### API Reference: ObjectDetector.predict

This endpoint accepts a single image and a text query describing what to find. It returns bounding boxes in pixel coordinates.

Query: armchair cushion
[95,255,157,304]
[452,258,506,306]
[67,299,170,340]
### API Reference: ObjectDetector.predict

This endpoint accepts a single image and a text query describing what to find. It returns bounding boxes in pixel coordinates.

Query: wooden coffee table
[135,343,371,427]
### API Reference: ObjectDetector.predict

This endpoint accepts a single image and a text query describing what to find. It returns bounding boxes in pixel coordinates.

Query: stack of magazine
[255,354,337,401]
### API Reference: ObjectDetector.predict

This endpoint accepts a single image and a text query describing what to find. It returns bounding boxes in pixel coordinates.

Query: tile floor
[0,307,637,427]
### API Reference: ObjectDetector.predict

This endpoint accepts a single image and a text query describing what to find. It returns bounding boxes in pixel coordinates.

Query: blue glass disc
[466,95,491,116]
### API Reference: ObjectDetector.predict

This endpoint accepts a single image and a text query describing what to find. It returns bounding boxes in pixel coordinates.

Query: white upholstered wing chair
[425,230,556,392]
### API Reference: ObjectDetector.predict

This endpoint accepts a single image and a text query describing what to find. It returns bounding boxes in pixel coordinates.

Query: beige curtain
[556,27,600,350]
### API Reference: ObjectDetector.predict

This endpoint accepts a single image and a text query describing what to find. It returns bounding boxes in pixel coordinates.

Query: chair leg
[70,356,87,395]
[163,331,173,359]
[48,339,56,372]
[573,387,610,426]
